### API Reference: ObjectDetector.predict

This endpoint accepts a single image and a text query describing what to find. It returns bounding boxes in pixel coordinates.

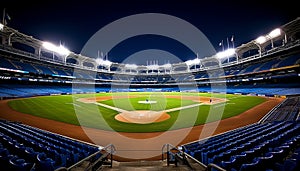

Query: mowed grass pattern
[8,93,266,132]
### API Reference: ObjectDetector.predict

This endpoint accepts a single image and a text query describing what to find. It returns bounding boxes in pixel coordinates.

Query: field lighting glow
[43,42,70,56]
[161,63,172,68]
[255,36,268,44]
[96,58,112,67]
[185,58,200,66]
[147,65,159,70]
[268,28,281,38]
[0,23,4,31]
[216,48,235,58]
[125,64,138,69]
[95,58,102,65]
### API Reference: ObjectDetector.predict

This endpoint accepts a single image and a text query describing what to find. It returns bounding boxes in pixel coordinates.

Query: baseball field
[7,92,266,132]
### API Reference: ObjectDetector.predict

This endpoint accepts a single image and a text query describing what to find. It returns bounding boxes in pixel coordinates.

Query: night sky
[2,0,298,64]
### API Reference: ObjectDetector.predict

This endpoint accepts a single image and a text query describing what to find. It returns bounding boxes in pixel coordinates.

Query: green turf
[99,96,198,111]
[8,93,266,132]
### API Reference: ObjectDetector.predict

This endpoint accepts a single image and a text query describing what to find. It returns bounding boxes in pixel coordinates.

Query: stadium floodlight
[268,28,281,39]
[102,60,112,67]
[161,63,172,68]
[185,60,193,66]
[125,64,138,69]
[43,42,56,51]
[216,48,235,58]
[185,58,200,66]
[147,65,159,70]
[96,58,112,67]
[95,58,102,65]
[57,45,70,56]
[0,23,4,31]
[43,42,70,56]
[255,36,267,44]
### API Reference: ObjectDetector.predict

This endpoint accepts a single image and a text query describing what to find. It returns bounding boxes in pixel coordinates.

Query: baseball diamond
[0,9,299,171]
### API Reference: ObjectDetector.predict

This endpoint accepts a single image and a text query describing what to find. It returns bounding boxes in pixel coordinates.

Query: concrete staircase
[100,159,206,171]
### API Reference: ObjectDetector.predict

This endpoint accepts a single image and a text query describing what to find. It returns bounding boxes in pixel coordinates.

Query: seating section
[0,82,299,99]
[197,84,300,96]
[182,96,300,170]
[0,58,17,70]
[262,97,300,123]
[182,121,300,171]
[1,52,299,82]
[10,60,38,73]
[235,54,299,75]
[33,64,55,75]
[276,55,300,68]
[0,120,101,171]
[0,84,111,98]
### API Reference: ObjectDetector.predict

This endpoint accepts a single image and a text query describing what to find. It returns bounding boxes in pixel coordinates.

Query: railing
[206,163,226,171]
[259,98,287,124]
[162,143,180,166]
[55,144,116,171]
[83,144,116,171]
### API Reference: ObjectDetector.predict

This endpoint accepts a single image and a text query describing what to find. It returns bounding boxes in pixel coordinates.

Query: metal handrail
[162,143,178,166]
[181,151,207,169]
[84,143,116,171]
[259,98,287,124]
[54,144,116,171]
[161,143,177,161]
[206,163,226,171]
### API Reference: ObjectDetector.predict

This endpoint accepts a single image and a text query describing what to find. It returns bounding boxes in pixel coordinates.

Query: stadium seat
[274,159,298,171]
[239,159,260,171]
[9,156,33,171]
[36,153,56,171]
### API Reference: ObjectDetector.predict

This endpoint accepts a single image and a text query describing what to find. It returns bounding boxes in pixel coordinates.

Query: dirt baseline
[0,95,283,161]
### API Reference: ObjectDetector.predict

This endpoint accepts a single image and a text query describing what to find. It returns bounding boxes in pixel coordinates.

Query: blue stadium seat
[9,156,33,171]
[36,153,56,171]
[274,159,298,171]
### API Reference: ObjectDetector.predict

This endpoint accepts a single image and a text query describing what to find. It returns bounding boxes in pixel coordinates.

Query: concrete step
[100,160,194,171]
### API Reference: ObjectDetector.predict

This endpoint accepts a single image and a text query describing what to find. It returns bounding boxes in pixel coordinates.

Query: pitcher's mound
[115,110,170,124]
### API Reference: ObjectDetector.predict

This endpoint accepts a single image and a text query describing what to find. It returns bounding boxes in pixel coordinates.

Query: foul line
[92,102,128,113]
[77,99,203,113]
[163,103,202,113]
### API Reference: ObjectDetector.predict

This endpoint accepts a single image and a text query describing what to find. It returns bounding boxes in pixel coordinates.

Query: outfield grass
[8,93,266,132]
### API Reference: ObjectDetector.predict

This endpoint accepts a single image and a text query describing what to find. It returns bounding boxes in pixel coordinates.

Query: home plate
[138,100,157,104]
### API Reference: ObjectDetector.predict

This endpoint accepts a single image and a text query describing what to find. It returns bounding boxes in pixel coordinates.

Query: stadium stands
[181,96,300,171]
[0,14,299,171]
[261,96,300,123]
[0,119,110,171]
